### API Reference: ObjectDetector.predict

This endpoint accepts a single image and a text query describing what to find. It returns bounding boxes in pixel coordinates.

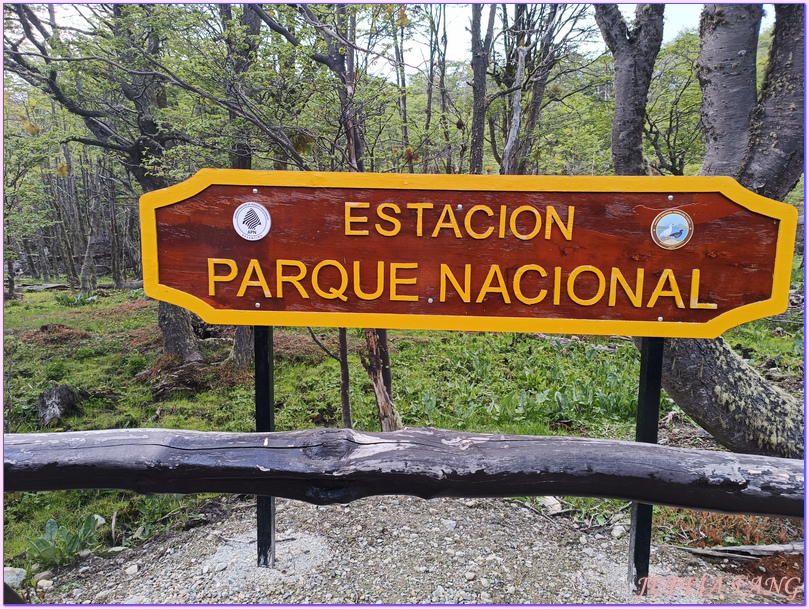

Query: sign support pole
[255,326,275,567]
[628,336,664,594]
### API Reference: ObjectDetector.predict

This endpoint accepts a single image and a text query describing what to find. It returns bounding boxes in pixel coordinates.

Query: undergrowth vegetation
[3,273,804,569]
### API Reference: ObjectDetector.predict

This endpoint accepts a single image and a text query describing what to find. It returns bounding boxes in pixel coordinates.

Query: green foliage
[44,359,68,381]
[124,354,148,377]
[127,288,148,300]
[26,514,100,568]
[54,293,98,307]
[644,30,704,175]
[130,494,206,540]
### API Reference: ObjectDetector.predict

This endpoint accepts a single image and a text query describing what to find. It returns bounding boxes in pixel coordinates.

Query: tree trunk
[44,172,80,287]
[660,3,804,459]
[469,4,496,174]
[56,222,79,288]
[421,6,440,173]
[377,328,392,398]
[228,326,255,368]
[108,178,124,289]
[594,4,665,176]
[78,234,97,295]
[5,254,15,298]
[697,4,762,178]
[659,338,802,458]
[158,301,203,362]
[221,4,262,367]
[438,10,453,174]
[599,3,804,458]
[736,4,805,200]
[500,46,527,175]
[364,329,402,432]
[78,175,103,296]
[339,328,352,429]
[35,227,52,282]
[393,14,413,173]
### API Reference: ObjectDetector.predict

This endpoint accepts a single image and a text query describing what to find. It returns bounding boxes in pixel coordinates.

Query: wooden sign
[140,170,797,338]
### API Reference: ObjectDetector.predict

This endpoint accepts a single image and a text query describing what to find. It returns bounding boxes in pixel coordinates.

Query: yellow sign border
[140,170,797,339]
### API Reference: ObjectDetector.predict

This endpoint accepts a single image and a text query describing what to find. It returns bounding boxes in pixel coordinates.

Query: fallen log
[4,427,803,518]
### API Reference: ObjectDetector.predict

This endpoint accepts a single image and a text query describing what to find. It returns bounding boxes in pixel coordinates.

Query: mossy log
[5,427,802,518]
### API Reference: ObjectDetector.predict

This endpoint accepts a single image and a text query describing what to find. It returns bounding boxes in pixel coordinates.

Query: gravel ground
[36,495,795,605]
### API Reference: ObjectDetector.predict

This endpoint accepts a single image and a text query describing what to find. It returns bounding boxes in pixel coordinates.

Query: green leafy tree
[643,31,704,175]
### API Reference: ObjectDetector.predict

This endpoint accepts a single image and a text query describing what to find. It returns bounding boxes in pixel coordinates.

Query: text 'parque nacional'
[140,170,796,338]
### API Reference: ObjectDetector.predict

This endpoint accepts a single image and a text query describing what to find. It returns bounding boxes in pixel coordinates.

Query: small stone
[542,496,563,514]
[34,570,53,582]
[4,567,27,588]
[125,565,138,576]
[442,519,457,531]
[78,549,92,559]
[578,535,587,544]
[465,571,476,581]
[202,565,210,574]
[506,586,516,595]
[36,579,53,591]
[79,567,90,574]
[107,546,128,554]
[611,525,626,539]
[215,562,228,572]
[480,578,490,587]
[94,590,113,602]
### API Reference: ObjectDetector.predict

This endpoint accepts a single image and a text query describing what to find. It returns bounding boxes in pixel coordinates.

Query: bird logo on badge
[651,209,693,250]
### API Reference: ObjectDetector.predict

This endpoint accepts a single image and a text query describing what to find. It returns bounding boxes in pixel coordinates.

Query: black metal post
[628,336,665,594]
[254,326,275,567]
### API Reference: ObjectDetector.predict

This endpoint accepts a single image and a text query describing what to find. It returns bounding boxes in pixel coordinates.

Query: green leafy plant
[124,354,147,377]
[54,292,98,307]
[126,288,147,300]
[27,514,100,567]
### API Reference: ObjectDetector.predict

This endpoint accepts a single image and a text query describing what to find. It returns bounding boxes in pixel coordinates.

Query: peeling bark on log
[4,428,803,518]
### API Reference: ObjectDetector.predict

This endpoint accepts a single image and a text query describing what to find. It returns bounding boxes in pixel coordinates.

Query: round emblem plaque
[233,202,271,241]
[651,209,693,250]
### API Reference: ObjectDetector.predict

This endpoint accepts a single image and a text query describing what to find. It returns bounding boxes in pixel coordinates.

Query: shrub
[27,514,101,567]
[54,293,98,307]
